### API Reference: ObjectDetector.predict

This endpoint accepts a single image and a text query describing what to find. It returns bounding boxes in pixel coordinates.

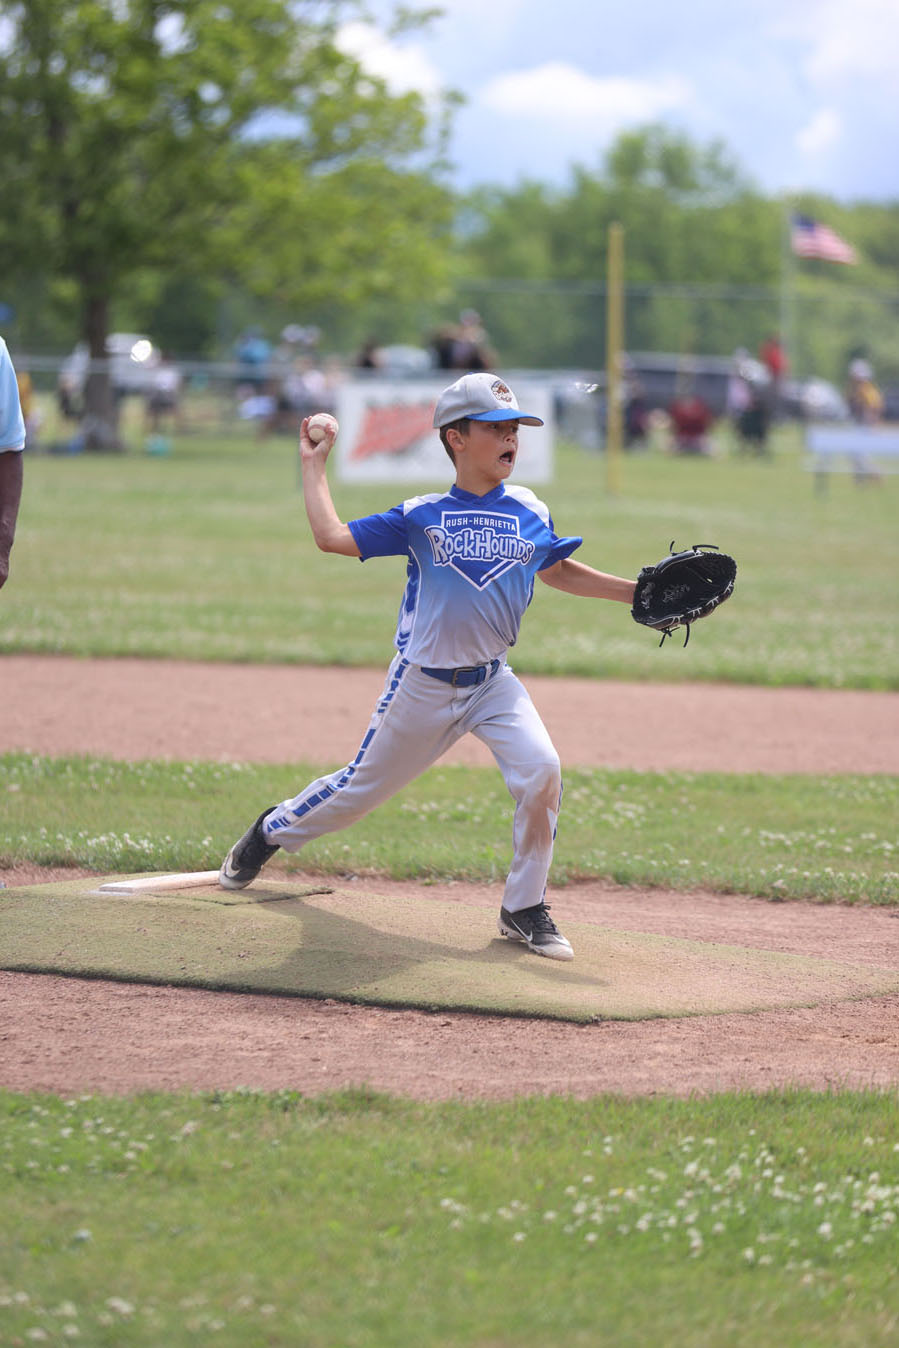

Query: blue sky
[341,0,899,201]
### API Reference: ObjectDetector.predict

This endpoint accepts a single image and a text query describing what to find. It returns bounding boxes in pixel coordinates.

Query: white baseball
[307,413,338,444]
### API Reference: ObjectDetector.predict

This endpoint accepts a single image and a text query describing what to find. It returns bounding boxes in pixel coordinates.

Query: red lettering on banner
[350,401,437,461]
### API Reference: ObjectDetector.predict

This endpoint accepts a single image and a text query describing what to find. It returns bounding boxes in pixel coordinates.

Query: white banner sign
[335,379,555,484]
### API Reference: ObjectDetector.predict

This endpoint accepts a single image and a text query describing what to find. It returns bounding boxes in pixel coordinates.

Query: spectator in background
[759,335,788,417]
[356,338,383,371]
[735,383,770,455]
[728,349,770,456]
[145,352,183,436]
[276,324,320,370]
[263,353,331,437]
[430,311,496,372]
[623,378,650,449]
[431,322,460,370]
[286,354,330,421]
[668,389,715,456]
[57,362,82,423]
[235,327,271,392]
[1,336,26,590]
[847,358,884,425]
[452,310,495,371]
[16,364,41,452]
[846,358,884,483]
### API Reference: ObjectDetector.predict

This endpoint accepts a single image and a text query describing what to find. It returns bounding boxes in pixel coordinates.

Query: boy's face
[450,418,520,494]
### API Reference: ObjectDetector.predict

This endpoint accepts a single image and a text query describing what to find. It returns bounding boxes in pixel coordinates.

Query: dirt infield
[2,655,898,1099]
[3,654,898,773]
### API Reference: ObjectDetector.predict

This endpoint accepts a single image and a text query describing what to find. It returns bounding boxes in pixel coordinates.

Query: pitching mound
[3,874,898,1023]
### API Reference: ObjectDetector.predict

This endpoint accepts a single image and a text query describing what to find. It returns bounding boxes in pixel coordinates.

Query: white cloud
[335,21,444,99]
[482,63,691,127]
[774,0,899,84]
[795,108,841,157]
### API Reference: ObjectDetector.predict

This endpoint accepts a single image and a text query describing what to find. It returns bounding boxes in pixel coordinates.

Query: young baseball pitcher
[220,372,637,960]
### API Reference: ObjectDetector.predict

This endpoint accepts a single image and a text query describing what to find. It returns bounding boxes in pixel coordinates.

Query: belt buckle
[452,665,481,687]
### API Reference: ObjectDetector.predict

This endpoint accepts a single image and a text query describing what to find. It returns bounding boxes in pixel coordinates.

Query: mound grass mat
[2,874,898,1023]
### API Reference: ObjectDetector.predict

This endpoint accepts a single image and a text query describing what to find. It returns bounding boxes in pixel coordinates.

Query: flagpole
[605,221,624,495]
[779,195,797,382]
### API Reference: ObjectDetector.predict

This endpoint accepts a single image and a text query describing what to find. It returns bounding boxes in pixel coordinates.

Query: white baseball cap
[433,372,544,428]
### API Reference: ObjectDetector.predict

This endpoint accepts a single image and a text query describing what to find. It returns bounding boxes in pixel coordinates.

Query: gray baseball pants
[263,655,562,914]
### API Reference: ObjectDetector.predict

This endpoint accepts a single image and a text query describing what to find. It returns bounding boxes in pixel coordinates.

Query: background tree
[452,125,899,381]
[0,0,455,444]
[455,126,781,368]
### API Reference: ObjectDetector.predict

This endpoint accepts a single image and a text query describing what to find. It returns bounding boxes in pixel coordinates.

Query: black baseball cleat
[497,903,574,961]
[219,807,280,890]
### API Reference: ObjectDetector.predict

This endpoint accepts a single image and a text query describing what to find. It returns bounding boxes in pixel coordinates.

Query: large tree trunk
[82,293,124,451]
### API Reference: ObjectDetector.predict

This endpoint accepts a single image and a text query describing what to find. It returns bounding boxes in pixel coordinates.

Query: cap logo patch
[490,380,513,404]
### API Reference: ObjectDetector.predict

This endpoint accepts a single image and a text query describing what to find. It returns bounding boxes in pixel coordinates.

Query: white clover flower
[105,1298,135,1316]
[817,1222,833,1239]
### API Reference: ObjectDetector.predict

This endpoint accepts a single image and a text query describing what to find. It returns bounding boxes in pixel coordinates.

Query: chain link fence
[12,278,898,451]
[449,279,899,391]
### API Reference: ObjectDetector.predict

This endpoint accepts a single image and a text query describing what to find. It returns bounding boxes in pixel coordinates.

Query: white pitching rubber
[98,871,222,894]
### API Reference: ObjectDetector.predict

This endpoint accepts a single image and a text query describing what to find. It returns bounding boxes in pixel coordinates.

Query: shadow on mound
[3,875,898,1023]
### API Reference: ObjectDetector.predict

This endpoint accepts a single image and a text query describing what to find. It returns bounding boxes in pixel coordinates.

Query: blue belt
[420,658,501,688]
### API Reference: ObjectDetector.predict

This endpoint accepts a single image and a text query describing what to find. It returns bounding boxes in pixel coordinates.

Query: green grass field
[3,1089,899,1347]
[4,423,897,685]
[2,753,897,903]
[2,422,898,1346]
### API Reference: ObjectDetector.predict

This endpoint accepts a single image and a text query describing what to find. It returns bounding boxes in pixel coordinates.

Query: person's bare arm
[538,557,635,604]
[299,417,360,557]
[0,449,24,590]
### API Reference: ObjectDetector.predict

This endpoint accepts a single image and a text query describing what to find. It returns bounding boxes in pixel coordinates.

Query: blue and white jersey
[348,482,582,667]
[0,338,25,452]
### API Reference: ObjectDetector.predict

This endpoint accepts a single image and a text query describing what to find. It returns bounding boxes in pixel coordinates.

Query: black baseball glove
[632,543,737,646]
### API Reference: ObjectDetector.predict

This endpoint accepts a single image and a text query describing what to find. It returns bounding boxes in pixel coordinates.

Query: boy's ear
[446,425,467,454]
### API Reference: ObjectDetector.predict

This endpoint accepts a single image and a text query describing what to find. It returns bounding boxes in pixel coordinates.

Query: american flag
[790,214,858,265]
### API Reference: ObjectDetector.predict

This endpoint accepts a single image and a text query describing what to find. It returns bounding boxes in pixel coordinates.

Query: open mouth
[499,450,515,465]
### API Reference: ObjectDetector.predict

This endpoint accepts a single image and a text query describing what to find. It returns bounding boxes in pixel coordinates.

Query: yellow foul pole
[605,222,624,494]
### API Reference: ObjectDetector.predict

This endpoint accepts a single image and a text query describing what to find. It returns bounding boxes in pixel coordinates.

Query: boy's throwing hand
[300,412,338,461]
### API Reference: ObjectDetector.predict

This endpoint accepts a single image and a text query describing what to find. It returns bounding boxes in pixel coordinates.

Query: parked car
[58,333,160,416]
[879,383,899,422]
